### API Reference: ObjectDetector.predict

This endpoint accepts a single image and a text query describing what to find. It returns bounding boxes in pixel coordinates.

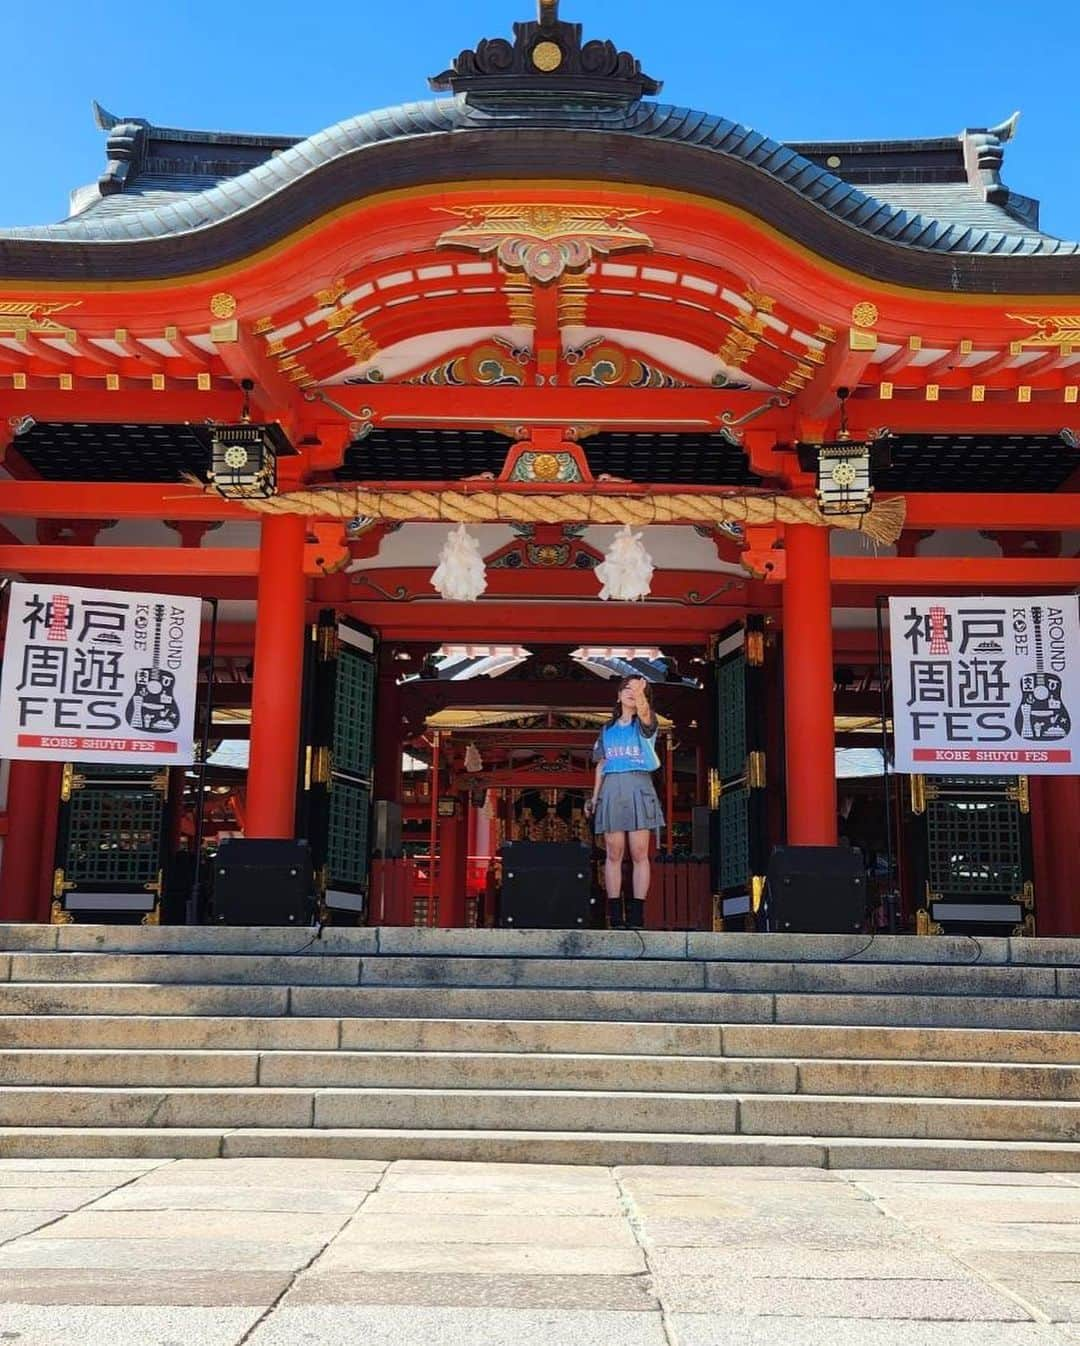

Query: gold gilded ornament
[209,293,237,319]
[851,302,879,329]
[436,204,654,283]
[532,40,563,70]
[531,454,561,481]
[0,299,81,336]
[1006,313,1080,350]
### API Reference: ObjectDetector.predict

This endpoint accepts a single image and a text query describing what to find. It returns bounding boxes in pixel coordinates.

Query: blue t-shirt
[593,716,660,775]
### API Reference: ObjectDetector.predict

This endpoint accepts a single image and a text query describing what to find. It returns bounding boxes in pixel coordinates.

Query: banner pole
[187,597,219,925]
[876,596,897,934]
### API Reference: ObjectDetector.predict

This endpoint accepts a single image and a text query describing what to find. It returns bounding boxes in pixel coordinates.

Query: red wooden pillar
[437,804,468,928]
[782,524,837,845]
[0,760,50,920]
[374,673,403,803]
[1033,776,1080,937]
[35,763,64,923]
[246,514,307,838]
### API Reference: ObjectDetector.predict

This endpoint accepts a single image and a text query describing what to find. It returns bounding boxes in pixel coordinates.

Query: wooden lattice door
[710,617,769,925]
[299,611,378,917]
[908,773,1035,934]
[52,763,169,921]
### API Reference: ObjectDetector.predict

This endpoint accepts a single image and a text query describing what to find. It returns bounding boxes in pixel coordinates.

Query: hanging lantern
[431,523,488,602]
[464,742,483,773]
[208,381,287,499]
[812,386,875,517]
[596,523,655,602]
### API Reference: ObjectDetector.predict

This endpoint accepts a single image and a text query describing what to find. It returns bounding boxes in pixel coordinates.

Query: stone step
[259,1051,1080,1101]
[7,952,363,986]
[220,1130,1080,1170]
[719,1022,1080,1064]
[290,985,1080,1030]
[0,983,291,1017]
[736,1094,1080,1143]
[0,1050,790,1093]
[0,1049,261,1087]
[355,954,1068,996]
[4,1047,1080,1100]
[4,923,1080,967]
[4,1014,1080,1064]
[7,949,1074,997]
[0,1015,340,1050]
[2,980,1076,1028]
[1,1122,1079,1169]
[3,1085,1079,1140]
[310,1089,1080,1141]
[0,1085,734,1134]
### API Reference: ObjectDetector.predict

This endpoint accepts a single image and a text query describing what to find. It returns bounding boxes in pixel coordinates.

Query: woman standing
[586,676,664,925]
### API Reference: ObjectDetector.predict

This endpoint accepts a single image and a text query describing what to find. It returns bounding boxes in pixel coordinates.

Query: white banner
[889,596,1080,775]
[0,583,201,765]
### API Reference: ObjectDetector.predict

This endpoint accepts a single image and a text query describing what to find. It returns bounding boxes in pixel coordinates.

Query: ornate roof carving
[429,0,660,107]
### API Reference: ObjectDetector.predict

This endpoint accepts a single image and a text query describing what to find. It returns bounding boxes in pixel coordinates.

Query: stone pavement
[3,1159,1080,1344]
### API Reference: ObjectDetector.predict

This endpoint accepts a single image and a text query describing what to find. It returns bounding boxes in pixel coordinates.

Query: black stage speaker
[765,845,866,934]
[211,838,314,926]
[499,841,595,929]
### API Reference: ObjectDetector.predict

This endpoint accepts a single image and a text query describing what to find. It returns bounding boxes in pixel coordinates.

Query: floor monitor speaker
[766,845,866,934]
[499,841,595,929]
[211,838,314,926]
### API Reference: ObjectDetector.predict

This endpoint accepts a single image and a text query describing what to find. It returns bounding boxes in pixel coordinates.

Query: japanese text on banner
[889,596,1079,775]
[0,583,201,765]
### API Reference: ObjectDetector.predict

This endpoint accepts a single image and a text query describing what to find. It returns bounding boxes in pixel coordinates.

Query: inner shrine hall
[0,0,1078,936]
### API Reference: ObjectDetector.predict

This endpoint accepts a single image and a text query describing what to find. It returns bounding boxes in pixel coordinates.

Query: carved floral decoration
[405,339,529,387]
[567,339,687,389]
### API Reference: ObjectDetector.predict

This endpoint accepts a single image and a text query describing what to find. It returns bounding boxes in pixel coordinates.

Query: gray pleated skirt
[594,770,665,837]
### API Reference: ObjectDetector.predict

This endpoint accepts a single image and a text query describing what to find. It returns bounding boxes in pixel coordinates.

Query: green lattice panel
[715,655,746,781]
[63,787,163,886]
[327,781,371,886]
[926,797,1023,898]
[717,787,750,892]
[332,647,375,778]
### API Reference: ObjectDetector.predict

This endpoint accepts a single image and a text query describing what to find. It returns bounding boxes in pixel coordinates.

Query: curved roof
[6,97,1071,258]
[2,0,1077,294]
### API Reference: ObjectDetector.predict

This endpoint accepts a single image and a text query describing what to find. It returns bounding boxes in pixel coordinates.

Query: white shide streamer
[596,524,655,602]
[430,523,488,602]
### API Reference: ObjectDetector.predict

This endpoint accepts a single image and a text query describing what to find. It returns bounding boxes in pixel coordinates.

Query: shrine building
[0,0,1078,936]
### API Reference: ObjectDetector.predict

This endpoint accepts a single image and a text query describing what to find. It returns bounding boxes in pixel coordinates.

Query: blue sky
[3,0,1079,238]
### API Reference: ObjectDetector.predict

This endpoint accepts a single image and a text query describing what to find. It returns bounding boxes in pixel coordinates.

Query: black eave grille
[877,434,1078,493]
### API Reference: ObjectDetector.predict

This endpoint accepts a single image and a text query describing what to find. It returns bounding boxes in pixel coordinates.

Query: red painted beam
[0,545,259,576]
[900,494,1080,530]
[350,567,745,604]
[0,482,252,521]
[846,393,1079,434]
[831,556,1080,587]
[0,383,795,435]
[340,602,730,642]
[4,546,1074,595]
[0,387,244,424]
